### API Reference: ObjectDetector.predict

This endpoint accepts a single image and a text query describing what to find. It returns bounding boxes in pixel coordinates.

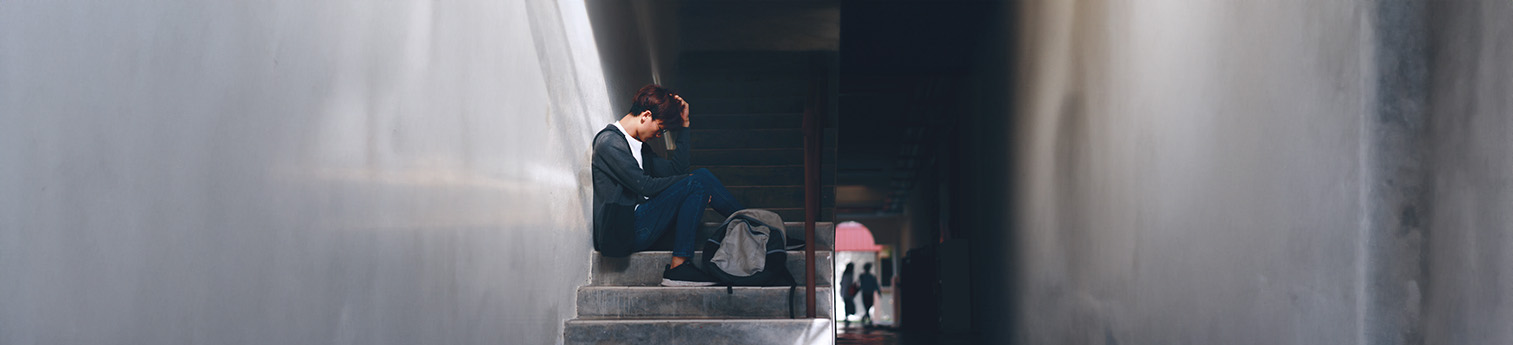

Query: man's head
[624,84,685,142]
[863,263,872,272]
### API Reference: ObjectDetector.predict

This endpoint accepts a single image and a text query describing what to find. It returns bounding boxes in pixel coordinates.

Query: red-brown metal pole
[802,54,823,319]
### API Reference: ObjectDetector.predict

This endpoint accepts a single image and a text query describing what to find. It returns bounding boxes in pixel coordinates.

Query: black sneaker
[661,262,718,287]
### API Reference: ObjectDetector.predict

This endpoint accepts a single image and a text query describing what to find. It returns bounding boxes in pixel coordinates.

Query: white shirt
[611,121,644,169]
[610,121,648,207]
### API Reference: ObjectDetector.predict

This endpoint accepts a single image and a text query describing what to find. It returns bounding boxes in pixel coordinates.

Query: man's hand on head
[675,95,690,128]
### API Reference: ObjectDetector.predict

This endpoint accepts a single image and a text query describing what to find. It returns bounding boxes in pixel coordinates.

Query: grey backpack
[700,209,796,287]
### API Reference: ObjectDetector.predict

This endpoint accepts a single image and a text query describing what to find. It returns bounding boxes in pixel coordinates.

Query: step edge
[579,286,834,291]
[600,250,834,255]
[566,318,833,324]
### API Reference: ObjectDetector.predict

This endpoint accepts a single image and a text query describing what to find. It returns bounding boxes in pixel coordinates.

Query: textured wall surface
[1424,1,1513,344]
[1004,1,1513,344]
[0,1,608,344]
[1008,1,1371,343]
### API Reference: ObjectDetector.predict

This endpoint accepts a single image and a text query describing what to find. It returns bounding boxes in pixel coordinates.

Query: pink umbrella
[834,221,883,252]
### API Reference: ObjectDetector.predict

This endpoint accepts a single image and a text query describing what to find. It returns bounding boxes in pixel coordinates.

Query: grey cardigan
[591,124,691,240]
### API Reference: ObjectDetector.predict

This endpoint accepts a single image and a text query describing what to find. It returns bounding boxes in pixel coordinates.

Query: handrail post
[802,53,824,319]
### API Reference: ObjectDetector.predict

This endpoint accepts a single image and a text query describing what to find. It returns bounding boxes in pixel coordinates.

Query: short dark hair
[863,263,873,271]
[628,84,685,129]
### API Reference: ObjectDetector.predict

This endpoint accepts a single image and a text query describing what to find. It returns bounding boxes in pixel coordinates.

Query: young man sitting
[591,84,746,286]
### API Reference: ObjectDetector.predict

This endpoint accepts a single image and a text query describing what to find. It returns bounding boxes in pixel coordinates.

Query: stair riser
[782,221,835,250]
[694,97,806,114]
[704,209,835,226]
[696,113,805,129]
[692,148,836,166]
[678,51,818,72]
[592,251,833,286]
[753,222,835,250]
[637,221,835,253]
[724,187,836,209]
[694,166,837,187]
[564,319,834,345]
[577,287,833,319]
[677,78,812,98]
[690,128,837,150]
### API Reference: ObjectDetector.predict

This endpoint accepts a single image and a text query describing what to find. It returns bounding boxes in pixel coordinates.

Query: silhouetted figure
[860,262,880,326]
[841,262,856,327]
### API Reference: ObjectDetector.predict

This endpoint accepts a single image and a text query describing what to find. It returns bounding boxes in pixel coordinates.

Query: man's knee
[688,168,717,184]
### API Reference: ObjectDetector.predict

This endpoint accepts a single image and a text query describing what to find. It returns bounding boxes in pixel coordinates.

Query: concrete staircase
[564,50,837,344]
[564,223,836,345]
[630,50,837,254]
[677,51,837,225]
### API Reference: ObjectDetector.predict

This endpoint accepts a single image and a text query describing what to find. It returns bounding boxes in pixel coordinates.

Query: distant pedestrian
[841,262,857,327]
[859,262,880,326]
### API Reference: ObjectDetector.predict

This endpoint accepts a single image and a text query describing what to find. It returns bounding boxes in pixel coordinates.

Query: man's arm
[594,131,685,198]
[643,127,691,177]
[645,95,693,177]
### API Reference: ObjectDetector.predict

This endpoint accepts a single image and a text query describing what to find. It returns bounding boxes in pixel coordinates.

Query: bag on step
[700,209,796,287]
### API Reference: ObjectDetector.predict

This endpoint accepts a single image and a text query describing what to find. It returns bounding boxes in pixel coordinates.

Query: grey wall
[989,1,1513,344]
[584,0,681,115]
[1424,1,1513,344]
[1006,1,1371,343]
[0,1,608,344]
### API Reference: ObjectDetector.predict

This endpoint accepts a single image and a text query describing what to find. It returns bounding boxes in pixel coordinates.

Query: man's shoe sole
[660,278,718,287]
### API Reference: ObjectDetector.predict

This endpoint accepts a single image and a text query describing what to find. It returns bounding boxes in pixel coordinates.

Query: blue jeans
[634,168,745,258]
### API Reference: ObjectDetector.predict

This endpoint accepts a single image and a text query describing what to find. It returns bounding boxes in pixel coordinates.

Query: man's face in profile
[634,114,666,142]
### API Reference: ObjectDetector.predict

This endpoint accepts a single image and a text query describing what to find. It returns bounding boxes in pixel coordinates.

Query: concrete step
[690,128,838,150]
[724,186,836,210]
[679,51,816,75]
[677,77,812,99]
[701,221,839,251]
[696,113,805,129]
[782,221,835,250]
[576,286,833,319]
[692,148,836,166]
[591,250,833,286]
[679,68,808,84]
[693,129,801,149]
[564,318,834,345]
[703,208,834,225]
[637,220,835,252]
[696,97,806,114]
[694,166,836,187]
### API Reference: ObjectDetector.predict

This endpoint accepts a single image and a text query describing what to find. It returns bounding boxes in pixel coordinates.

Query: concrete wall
[1424,1,1513,344]
[0,1,608,344]
[1006,1,1371,343]
[584,0,681,115]
[992,1,1513,344]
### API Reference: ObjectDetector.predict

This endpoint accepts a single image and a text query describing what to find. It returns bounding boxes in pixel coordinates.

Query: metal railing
[802,53,827,319]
